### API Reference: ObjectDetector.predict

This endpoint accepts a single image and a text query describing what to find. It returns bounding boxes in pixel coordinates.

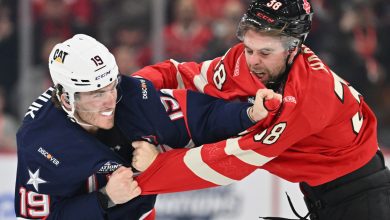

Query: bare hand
[132,141,159,172]
[105,166,141,204]
[249,89,282,122]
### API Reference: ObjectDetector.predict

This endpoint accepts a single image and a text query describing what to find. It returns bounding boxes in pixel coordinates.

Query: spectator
[110,22,150,68]
[204,0,245,59]
[0,87,18,152]
[0,2,18,117]
[95,0,152,47]
[32,0,95,66]
[112,44,140,75]
[163,0,213,62]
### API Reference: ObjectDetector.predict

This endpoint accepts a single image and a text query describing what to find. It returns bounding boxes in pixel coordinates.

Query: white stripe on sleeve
[224,137,274,166]
[193,60,212,93]
[169,59,185,89]
[183,146,236,186]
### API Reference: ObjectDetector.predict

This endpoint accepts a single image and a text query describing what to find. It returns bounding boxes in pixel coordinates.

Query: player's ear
[287,46,299,64]
[60,93,71,109]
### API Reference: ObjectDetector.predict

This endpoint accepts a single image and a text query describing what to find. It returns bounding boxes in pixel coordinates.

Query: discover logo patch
[38,147,60,166]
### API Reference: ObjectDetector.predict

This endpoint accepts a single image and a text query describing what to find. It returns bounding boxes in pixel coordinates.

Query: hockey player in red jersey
[133,0,390,219]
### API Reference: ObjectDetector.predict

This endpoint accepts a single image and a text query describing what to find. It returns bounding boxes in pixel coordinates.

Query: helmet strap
[70,113,95,128]
[60,91,94,128]
[266,47,299,92]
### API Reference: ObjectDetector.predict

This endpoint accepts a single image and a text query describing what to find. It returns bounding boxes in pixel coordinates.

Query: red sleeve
[132,60,180,89]
[135,138,259,195]
[133,43,266,100]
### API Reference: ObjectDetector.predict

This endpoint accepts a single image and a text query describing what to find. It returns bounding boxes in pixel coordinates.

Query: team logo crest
[283,96,297,104]
[98,161,121,173]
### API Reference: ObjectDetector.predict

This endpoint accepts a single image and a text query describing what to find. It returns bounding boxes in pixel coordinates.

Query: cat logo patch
[52,49,69,64]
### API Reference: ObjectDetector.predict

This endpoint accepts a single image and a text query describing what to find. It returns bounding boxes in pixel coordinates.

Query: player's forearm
[188,99,255,145]
[136,148,219,194]
[136,141,259,195]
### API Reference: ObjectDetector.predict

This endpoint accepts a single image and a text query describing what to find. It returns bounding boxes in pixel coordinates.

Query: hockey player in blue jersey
[15,34,280,219]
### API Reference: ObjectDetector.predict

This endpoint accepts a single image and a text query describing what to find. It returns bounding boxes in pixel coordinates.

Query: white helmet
[48,34,119,119]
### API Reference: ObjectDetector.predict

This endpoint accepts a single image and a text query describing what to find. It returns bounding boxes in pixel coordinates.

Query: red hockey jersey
[134,44,378,194]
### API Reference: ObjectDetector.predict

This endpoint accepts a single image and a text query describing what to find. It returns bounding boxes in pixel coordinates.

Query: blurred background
[0,0,389,219]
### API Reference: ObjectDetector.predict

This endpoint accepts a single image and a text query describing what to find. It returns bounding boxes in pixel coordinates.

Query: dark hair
[51,84,64,109]
[51,84,81,109]
[236,20,300,51]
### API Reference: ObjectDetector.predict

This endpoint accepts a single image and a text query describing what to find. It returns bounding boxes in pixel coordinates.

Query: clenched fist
[249,89,282,122]
[105,166,141,205]
[132,141,159,172]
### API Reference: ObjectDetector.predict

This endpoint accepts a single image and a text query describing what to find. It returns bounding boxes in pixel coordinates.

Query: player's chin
[99,121,114,130]
[96,117,115,130]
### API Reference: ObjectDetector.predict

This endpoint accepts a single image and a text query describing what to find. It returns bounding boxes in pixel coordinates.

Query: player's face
[243,29,289,85]
[74,81,118,131]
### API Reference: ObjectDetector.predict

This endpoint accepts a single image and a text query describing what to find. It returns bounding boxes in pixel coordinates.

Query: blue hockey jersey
[15,76,255,219]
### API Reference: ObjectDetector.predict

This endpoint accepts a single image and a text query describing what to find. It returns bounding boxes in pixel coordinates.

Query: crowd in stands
[0,0,389,151]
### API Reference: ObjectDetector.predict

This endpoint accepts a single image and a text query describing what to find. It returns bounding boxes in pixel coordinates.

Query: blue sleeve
[116,76,191,147]
[185,90,255,146]
[116,76,254,148]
